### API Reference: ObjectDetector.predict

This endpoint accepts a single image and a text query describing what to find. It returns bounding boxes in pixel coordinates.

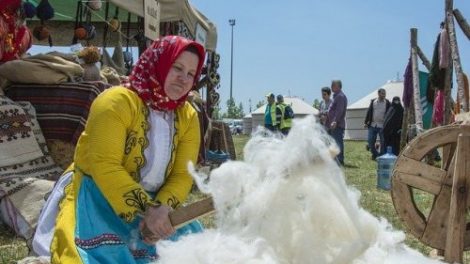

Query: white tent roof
[252,97,319,115]
[109,0,217,51]
[348,81,403,110]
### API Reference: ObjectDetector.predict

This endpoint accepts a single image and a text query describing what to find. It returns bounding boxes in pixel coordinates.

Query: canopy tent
[246,97,319,135]
[345,81,403,140]
[29,0,217,51]
[109,0,217,51]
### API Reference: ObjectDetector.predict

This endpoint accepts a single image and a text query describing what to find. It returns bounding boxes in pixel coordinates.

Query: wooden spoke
[395,173,442,195]
[395,156,447,182]
[421,186,451,249]
[444,134,470,262]
[442,143,457,171]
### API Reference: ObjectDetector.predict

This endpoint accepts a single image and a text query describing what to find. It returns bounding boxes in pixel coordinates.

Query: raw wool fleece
[156,116,443,264]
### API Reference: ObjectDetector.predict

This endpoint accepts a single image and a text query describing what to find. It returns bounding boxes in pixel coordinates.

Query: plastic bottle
[376,146,397,190]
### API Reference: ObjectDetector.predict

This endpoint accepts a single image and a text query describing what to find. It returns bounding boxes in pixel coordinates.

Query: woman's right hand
[139,205,175,244]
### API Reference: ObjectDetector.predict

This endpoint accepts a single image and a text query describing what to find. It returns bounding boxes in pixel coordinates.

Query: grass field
[0,134,460,263]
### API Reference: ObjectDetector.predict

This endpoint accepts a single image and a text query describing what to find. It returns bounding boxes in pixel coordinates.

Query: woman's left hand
[139,205,175,244]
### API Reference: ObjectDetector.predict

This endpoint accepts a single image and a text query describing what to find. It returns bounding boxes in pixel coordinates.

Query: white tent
[246,97,319,135]
[345,81,403,140]
[109,0,217,51]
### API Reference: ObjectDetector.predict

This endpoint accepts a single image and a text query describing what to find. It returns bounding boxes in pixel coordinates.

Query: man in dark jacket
[364,88,391,160]
[327,80,348,166]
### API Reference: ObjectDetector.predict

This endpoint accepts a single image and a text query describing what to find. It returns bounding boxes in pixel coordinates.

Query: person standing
[275,94,294,135]
[319,87,332,126]
[364,88,391,160]
[327,80,348,165]
[383,96,404,156]
[264,93,277,131]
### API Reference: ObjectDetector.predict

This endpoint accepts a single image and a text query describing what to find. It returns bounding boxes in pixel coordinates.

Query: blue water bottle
[376,146,397,190]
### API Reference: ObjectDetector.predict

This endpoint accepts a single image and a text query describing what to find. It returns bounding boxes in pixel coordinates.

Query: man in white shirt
[364,88,391,160]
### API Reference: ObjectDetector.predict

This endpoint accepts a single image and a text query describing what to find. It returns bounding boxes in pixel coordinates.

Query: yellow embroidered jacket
[77,86,200,218]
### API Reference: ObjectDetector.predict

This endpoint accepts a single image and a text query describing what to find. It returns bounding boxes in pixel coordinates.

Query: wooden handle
[169,197,215,229]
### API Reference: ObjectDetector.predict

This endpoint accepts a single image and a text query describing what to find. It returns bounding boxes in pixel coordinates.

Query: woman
[32,36,206,263]
[383,96,404,156]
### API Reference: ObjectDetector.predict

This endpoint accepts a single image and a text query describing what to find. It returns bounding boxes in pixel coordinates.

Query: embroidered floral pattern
[75,234,124,249]
[134,106,150,181]
[166,196,180,208]
[124,131,138,155]
[0,107,33,143]
[123,188,150,212]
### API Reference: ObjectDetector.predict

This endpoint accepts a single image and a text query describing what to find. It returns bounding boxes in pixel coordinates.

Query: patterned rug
[0,96,43,167]
[5,82,110,144]
[0,97,63,240]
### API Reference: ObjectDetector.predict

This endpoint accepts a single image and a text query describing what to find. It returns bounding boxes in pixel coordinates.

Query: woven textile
[0,96,43,167]
[0,177,54,240]
[5,82,110,144]
[0,98,62,240]
[0,102,61,241]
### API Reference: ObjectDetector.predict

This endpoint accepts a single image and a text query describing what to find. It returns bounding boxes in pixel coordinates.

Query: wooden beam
[446,2,468,112]
[400,107,409,149]
[416,46,432,71]
[444,134,470,263]
[410,28,424,130]
[453,9,470,40]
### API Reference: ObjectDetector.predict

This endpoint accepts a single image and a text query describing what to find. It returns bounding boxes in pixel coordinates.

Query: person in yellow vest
[32,36,206,263]
[264,93,277,131]
[275,94,294,135]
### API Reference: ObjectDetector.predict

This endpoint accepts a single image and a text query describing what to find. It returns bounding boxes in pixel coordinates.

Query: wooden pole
[410,28,424,131]
[444,134,470,263]
[446,0,468,112]
[453,9,470,40]
[400,109,409,150]
[416,46,432,71]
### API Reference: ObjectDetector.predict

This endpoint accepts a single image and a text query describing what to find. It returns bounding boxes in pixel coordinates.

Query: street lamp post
[229,19,236,101]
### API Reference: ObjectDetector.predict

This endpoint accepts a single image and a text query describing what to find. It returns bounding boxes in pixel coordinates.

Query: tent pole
[446,0,468,112]
[411,28,424,131]
[453,9,470,40]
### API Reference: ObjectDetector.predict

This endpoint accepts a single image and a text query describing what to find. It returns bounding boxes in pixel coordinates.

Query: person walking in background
[327,80,348,166]
[264,93,277,131]
[364,88,390,160]
[319,87,332,126]
[275,94,294,135]
[383,96,404,156]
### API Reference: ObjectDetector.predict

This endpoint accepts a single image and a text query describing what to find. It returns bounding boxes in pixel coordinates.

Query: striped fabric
[5,82,110,144]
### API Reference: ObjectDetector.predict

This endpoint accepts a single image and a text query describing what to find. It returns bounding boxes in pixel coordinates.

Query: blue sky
[191,0,470,113]
[30,1,470,114]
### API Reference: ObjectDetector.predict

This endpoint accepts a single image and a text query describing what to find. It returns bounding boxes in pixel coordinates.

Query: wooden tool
[169,197,215,228]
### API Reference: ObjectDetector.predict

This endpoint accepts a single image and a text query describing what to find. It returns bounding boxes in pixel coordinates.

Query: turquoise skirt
[74,176,203,263]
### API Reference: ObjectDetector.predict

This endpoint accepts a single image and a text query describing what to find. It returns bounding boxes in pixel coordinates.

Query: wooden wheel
[391,124,470,251]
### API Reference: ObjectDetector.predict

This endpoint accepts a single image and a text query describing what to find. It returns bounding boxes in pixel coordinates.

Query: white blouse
[139,109,175,192]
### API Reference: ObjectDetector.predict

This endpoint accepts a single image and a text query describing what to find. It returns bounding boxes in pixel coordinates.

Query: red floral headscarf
[128,35,205,111]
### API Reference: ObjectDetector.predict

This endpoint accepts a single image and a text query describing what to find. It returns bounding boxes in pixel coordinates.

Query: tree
[238,102,245,118]
[223,98,245,119]
[312,99,321,110]
[211,104,222,120]
[256,100,265,109]
[226,98,238,118]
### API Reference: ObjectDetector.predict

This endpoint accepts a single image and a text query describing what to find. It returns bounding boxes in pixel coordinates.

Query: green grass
[0,135,462,262]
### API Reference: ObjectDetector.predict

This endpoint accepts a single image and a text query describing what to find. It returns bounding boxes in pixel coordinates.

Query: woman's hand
[139,205,175,244]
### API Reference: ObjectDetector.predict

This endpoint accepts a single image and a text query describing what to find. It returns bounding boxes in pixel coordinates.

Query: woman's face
[164,51,200,100]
